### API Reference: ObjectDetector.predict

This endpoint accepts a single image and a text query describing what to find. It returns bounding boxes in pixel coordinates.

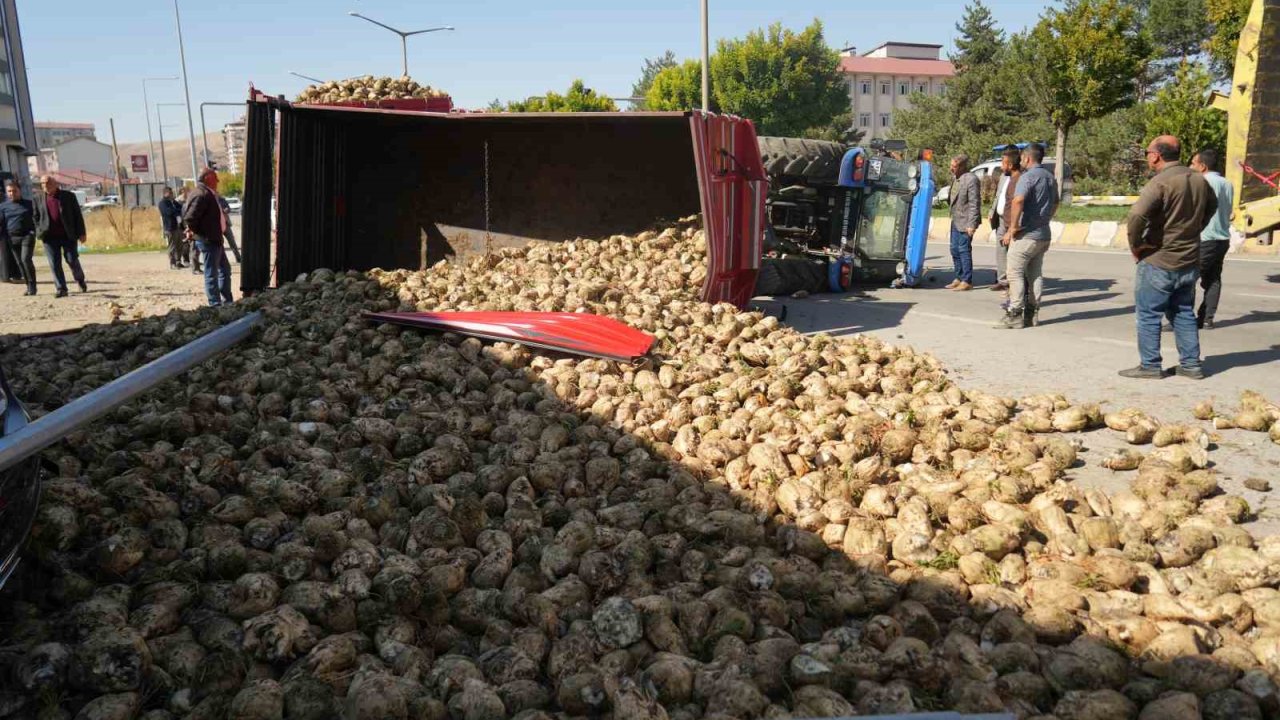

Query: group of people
[944,134,1234,379]
[0,175,89,298]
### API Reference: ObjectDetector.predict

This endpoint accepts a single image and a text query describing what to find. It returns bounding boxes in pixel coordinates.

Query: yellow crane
[1212,0,1280,240]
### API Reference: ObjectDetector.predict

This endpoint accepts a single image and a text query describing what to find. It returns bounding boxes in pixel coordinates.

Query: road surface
[756,243,1280,534]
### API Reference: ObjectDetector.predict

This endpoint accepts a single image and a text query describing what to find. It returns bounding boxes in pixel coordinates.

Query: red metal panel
[363,311,654,362]
[689,112,768,308]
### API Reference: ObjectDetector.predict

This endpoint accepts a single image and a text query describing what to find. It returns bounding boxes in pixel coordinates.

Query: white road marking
[926,242,1280,264]
[1082,336,1133,347]
[912,311,999,327]
[1236,293,1280,301]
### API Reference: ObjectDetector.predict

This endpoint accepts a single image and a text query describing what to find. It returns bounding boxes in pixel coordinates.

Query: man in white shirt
[988,147,1021,292]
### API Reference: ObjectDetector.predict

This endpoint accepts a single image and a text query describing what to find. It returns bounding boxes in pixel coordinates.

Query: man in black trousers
[159,186,186,269]
[32,176,88,298]
[0,180,38,295]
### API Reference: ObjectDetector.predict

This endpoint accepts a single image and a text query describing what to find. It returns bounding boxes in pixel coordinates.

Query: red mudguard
[364,311,655,362]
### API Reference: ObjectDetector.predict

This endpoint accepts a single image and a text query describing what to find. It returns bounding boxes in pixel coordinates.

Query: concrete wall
[50,137,112,178]
[928,217,1279,255]
[849,75,946,139]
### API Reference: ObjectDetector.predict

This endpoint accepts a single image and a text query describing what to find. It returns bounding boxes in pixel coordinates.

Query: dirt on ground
[0,250,240,336]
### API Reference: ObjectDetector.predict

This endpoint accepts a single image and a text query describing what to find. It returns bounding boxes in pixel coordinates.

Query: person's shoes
[23,286,35,296]
[952,281,973,292]
[191,268,203,275]
[995,308,1026,329]
[990,282,1008,291]
[1175,365,1206,380]
[1118,366,1163,379]
[1024,304,1039,327]
[944,279,960,289]
[54,288,68,298]
[1202,318,1214,330]
[78,281,87,293]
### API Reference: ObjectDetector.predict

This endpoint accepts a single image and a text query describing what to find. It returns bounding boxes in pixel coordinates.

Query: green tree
[1148,0,1210,59]
[1144,60,1227,163]
[498,80,618,112]
[218,172,244,198]
[1206,0,1252,79]
[630,51,678,110]
[952,0,1003,70]
[800,112,865,144]
[645,59,706,111]
[709,20,847,137]
[1010,0,1151,191]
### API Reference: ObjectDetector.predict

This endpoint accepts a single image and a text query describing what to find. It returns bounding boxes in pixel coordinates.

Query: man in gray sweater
[947,154,981,291]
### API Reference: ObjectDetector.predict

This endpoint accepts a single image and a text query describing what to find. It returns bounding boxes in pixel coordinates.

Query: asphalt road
[754,243,1280,534]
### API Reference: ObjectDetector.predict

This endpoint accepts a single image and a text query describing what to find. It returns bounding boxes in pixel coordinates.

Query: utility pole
[142,77,177,183]
[109,119,124,200]
[157,103,186,185]
[700,0,709,111]
[347,12,453,77]
[173,0,200,181]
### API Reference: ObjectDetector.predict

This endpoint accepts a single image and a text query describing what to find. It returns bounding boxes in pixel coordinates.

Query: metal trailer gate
[240,88,766,307]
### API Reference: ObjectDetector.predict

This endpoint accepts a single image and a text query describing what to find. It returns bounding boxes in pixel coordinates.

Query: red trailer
[238,87,767,308]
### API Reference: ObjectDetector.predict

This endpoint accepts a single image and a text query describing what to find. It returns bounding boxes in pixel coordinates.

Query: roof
[50,136,111,150]
[35,122,95,130]
[47,169,113,187]
[840,56,955,77]
[865,41,944,53]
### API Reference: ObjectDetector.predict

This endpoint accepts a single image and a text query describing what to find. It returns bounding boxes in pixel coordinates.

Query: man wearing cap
[182,167,233,306]
[32,175,88,298]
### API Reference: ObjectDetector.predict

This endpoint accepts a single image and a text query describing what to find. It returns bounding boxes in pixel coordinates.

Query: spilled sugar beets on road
[0,218,1277,719]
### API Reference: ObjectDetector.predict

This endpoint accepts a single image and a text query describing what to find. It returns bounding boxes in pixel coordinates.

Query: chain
[483,140,493,255]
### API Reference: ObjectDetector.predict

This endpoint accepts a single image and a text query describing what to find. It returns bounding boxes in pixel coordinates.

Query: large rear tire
[757,137,845,184]
[754,257,830,296]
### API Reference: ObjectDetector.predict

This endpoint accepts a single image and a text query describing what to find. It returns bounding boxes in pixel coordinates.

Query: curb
[928,218,1276,255]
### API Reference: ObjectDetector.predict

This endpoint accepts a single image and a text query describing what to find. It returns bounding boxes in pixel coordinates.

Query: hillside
[115,132,228,181]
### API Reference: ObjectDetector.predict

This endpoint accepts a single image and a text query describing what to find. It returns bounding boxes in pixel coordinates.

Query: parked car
[935,151,1071,206]
[82,198,118,213]
[225,197,242,213]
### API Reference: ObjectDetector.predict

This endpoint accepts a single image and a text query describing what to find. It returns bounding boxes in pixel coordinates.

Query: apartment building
[0,0,36,185]
[841,42,955,140]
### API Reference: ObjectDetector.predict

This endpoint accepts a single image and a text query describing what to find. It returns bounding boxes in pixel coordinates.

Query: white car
[225,197,242,213]
[935,157,1070,206]
[82,198,118,213]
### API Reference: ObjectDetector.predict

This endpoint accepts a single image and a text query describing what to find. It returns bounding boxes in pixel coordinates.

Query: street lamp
[172,0,200,181]
[700,0,709,111]
[347,12,454,78]
[142,76,178,182]
[289,70,324,84]
[156,103,186,184]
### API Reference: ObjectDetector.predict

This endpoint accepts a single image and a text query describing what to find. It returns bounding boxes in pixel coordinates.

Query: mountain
[114,132,228,181]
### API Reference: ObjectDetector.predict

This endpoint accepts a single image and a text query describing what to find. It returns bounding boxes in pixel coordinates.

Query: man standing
[1121,135,1217,379]
[0,180,37,295]
[32,176,87,298]
[989,147,1022,294]
[182,167,233,306]
[1190,148,1233,330]
[216,194,243,264]
[996,144,1058,329]
[946,154,980,291]
[158,186,185,269]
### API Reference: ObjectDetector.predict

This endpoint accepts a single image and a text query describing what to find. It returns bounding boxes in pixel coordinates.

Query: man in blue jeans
[946,154,981,291]
[1122,135,1217,379]
[181,167,234,307]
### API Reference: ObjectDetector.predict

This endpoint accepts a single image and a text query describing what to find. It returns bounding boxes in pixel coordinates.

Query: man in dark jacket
[0,180,37,295]
[158,186,185,269]
[182,167,233,306]
[1122,135,1217,380]
[32,176,87,298]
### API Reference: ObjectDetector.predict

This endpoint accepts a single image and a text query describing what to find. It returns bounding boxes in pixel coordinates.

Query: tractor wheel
[754,257,830,296]
[757,137,845,184]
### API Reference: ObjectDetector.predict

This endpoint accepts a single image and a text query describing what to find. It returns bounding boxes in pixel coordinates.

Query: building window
[880,82,890,95]
[916,83,928,95]
[880,114,891,128]
[899,82,909,96]
[860,81,871,95]
[939,84,948,97]
[858,113,871,128]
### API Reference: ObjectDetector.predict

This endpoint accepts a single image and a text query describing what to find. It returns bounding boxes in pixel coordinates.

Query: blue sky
[18,0,1051,144]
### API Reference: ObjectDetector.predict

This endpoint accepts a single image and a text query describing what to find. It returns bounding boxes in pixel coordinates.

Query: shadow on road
[1038,304,1133,326]
[1213,309,1280,329]
[1204,343,1280,375]
[1038,292,1122,308]
[1040,277,1117,295]
[752,295,915,337]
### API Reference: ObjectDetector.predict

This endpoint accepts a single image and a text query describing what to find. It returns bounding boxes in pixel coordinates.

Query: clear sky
[17,0,1051,144]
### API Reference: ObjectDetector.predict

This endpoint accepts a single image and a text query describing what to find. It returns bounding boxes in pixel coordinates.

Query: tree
[1147,0,1210,60]
[709,20,848,137]
[645,60,706,111]
[952,0,1003,71]
[1206,0,1252,79]
[1010,0,1150,191]
[630,51,678,110]
[1144,60,1227,163]
[497,80,618,112]
[218,172,244,198]
[801,112,865,144]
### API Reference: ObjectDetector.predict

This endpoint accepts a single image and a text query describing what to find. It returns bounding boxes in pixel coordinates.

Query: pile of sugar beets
[0,217,1278,720]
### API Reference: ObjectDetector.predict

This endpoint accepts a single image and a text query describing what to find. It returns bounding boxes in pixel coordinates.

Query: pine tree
[952,1,1003,71]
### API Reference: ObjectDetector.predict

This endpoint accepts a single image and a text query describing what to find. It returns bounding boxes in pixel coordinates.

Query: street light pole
[700,0,709,112]
[142,76,178,182]
[156,103,186,185]
[347,12,454,77]
[173,0,200,181]
[289,71,324,84]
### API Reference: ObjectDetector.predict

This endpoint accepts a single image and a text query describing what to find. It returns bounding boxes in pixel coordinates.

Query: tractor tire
[757,137,846,184]
[754,257,830,296]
